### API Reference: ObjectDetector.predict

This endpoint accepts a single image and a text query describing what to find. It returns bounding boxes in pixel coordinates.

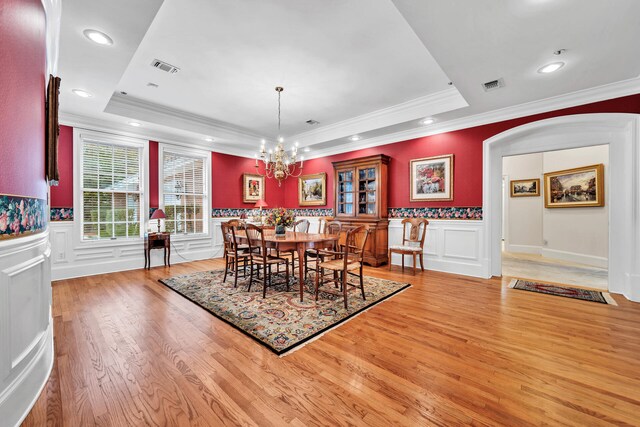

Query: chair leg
[315,265,320,301]
[233,257,240,288]
[420,253,425,272]
[263,264,269,298]
[359,265,365,300]
[223,254,229,283]
[285,260,290,291]
[248,263,254,292]
[342,270,348,309]
[412,252,417,275]
[401,254,405,271]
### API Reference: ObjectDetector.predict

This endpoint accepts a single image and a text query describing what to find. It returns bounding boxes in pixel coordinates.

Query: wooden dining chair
[279,219,311,275]
[245,224,290,297]
[316,216,334,233]
[304,220,342,279]
[314,225,369,309]
[388,218,429,274]
[221,221,252,288]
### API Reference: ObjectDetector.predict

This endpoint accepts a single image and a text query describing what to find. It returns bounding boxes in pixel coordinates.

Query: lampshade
[254,200,268,208]
[150,208,166,220]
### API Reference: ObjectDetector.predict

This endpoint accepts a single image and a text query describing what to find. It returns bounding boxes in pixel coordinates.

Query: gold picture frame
[543,164,604,208]
[298,172,327,206]
[510,178,540,197]
[243,173,264,203]
[410,154,454,201]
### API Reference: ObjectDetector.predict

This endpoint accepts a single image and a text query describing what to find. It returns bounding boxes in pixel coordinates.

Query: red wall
[212,152,285,208]
[284,93,640,209]
[0,0,47,200]
[50,125,74,207]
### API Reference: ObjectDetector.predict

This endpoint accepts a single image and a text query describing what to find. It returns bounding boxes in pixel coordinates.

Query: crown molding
[104,93,264,144]
[291,87,468,146]
[304,76,640,159]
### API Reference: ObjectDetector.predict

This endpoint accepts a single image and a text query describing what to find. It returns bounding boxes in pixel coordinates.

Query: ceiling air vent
[482,78,505,92]
[151,59,180,74]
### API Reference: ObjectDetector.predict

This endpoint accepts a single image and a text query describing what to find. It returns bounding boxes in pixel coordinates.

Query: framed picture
[243,173,264,203]
[410,154,454,201]
[298,173,327,206]
[543,164,604,208]
[510,178,540,197]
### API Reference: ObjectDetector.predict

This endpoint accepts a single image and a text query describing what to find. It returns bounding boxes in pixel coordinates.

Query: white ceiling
[57,0,640,158]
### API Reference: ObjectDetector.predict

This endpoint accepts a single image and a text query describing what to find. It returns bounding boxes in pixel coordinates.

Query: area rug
[508,279,617,305]
[159,270,411,356]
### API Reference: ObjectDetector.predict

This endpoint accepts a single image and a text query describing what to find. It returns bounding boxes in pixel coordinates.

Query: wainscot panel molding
[388,219,486,277]
[0,232,53,427]
[50,220,218,280]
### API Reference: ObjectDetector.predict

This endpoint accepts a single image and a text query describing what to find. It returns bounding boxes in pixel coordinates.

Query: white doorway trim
[482,113,640,302]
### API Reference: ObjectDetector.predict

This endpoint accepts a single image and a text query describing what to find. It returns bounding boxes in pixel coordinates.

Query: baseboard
[504,244,542,255]
[0,322,54,427]
[540,248,608,269]
[390,254,485,278]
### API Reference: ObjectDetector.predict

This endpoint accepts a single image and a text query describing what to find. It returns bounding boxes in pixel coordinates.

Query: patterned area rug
[159,270,410,355]
[508,279,617,305]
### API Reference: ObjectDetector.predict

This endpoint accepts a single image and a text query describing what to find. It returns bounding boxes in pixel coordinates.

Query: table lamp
[150,208,166,233]
[254,200,268,224]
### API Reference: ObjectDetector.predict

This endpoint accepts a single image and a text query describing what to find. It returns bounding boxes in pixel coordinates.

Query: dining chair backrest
[401,218,429,248]
[342,225,370,267]
[222,221,243,254]
[317,216,334,233]
[245,224,267,260]
[291,219,310,233]
[324,221,342,250]
[227,219,246,230]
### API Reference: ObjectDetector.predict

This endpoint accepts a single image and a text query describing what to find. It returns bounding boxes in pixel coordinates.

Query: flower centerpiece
[265,207,295,236]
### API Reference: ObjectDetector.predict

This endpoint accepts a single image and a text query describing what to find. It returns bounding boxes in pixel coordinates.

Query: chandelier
[255,86,303,186]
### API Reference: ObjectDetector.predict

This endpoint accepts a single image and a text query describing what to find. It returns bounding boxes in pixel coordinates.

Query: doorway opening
[501,145,609,289]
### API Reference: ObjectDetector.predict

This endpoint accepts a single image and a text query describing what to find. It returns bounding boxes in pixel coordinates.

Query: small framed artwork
[543,164,604,208]
[510,178,540,197]
[243,173,265,203]
[410,154,454,201]
[298,172,327,206]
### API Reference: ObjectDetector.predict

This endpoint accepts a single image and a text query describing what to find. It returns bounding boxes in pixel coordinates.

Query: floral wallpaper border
[50,207,74,221]
[211,208,335,218]
[389,207,482,220]
[0,194,48,239]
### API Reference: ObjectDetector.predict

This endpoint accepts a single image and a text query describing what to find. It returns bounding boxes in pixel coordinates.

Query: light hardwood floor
[23,259,640,426]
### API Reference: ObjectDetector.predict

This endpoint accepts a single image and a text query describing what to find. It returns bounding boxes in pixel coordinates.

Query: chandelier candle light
[255,87,304,186]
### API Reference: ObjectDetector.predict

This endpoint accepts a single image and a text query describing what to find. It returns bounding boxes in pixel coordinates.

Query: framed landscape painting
[298,173,326,206]
[510,178,540,197]
[243,173,264,203]
[410,154,454,201]
[543,164,604,208]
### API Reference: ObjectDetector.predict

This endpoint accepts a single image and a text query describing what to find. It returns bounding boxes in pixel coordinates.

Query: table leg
[297,242,305,302]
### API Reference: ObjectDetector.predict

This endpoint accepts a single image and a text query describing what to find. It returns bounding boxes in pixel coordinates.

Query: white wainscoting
[388,219,486,277]
[0,232,53,427]
[51,219,220,280]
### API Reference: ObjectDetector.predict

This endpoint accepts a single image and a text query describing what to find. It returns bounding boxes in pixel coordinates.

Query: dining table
[235,229,339,302]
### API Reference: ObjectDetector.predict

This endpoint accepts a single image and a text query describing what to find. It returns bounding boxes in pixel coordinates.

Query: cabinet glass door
[357,167,376,215]
[337,169,354,215]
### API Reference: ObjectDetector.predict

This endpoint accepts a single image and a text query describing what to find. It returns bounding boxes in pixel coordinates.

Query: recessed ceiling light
[538,62,565,74]
[83,29,113,46]
[304,147,310,153]
[349,135,361,141]
[204,137,214,142]
[72,89,92,98]
[128,122,142,127]
[421,118,435,125]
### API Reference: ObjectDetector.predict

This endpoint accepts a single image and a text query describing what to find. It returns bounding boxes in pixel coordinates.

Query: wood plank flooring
[23,259,640,426]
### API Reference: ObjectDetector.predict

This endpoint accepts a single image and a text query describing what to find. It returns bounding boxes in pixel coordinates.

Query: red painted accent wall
[149,141,159,208]
[283,93,640,209]
[50,125,74,207]
[212,152,285,208]
[0,0,47,200]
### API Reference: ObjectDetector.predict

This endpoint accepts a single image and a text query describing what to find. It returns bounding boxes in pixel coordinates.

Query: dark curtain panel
[45,74,61,186]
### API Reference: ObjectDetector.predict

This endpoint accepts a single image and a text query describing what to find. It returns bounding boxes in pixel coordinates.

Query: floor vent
[482,78,505,92]
[151,59,180,74]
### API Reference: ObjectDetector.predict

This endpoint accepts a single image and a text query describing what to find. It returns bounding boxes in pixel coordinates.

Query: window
[161,149,208,235]
[80,140,143,240]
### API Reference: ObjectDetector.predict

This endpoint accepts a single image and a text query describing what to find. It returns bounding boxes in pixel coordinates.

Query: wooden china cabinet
[332,154,389,266]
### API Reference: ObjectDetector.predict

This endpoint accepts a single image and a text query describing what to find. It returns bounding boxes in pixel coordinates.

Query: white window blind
[162,152,206,235]
[81,141,142,240]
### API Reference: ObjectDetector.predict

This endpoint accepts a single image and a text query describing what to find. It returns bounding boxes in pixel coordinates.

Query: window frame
[73,129,149,247]
[158,143,211,240]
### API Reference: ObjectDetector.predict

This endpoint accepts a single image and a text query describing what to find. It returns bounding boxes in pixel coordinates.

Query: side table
[145,232,170,269]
